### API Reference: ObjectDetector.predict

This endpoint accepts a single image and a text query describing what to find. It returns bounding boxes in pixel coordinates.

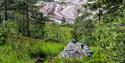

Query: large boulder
[60,41,93,58]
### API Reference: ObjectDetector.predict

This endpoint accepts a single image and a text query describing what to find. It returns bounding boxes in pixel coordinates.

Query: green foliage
[44,58,86,63]
[30,12,48,38]
[86,21,125,63]
[30,41,64,57]
[73,17,125,63]
[73,2,125,62]
[0,45,34,63]
[0,28,6,45]
[0,20,18,45]
[0,34,65,63]
[44,23,73,43]
[3,20,18,33]
[0,0,125,63]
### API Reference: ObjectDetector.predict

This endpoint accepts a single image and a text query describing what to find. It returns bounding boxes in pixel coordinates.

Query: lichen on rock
[60,39,93,58]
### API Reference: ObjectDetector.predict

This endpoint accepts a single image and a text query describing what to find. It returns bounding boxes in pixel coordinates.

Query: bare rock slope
[35,0,101,24]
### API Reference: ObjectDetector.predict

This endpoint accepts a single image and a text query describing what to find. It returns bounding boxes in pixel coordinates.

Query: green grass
[0,19,125,63]
[44,23,73,43]
[0,34,65,63]
[0,21,74,63]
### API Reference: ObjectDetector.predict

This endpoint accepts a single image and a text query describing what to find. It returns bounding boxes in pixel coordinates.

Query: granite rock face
[60,41,92,58]
[34,0,107,24]
[34,0,89,24]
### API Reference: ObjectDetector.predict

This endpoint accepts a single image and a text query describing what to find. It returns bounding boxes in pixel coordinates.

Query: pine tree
[4,0,8,20]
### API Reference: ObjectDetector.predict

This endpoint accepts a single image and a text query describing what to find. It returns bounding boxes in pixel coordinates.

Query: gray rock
[35,0,107,24]
[34,0,90,24]
[60,41,92,58]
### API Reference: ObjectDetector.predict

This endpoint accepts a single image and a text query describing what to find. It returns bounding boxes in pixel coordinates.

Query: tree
[4,0,8,20]
[72,3,95,44]
[98,0,124,23]
[25,0,30,36]
[72,0,125,63]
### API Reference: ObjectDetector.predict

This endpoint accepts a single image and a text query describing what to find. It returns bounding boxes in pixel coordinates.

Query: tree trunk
[26,0,30,36]
[4,0,8,20]
[0,14,2,24]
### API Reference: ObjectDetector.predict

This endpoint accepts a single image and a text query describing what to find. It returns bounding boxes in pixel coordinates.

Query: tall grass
[0,34,65,63]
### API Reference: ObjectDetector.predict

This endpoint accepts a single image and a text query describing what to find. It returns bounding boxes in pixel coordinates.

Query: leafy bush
[0,20,18,45]
[73,8,125,62]
[44,23,73,43]
[0,28,6,45]
[0,20,18,33]
[2,34,65,63]
[86,21,125,63]
[30,41,64,58]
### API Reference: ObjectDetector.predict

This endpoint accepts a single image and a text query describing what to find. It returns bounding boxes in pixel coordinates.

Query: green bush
[44,23,73,43]
[86,21,125,63]
[30,41,64,58]
[0,28,6,45]
[0,20,18,45]
[0,20,18,34]
[0,34,65,63]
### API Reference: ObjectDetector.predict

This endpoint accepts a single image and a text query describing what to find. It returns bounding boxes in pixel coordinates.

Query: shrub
[44,23,73,43]
[87,21,125,63]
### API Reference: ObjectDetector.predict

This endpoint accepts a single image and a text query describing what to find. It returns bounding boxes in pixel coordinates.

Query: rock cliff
[35,0,106,24]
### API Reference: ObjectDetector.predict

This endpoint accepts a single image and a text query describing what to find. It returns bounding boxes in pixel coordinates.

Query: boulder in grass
[60,40,93,58]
